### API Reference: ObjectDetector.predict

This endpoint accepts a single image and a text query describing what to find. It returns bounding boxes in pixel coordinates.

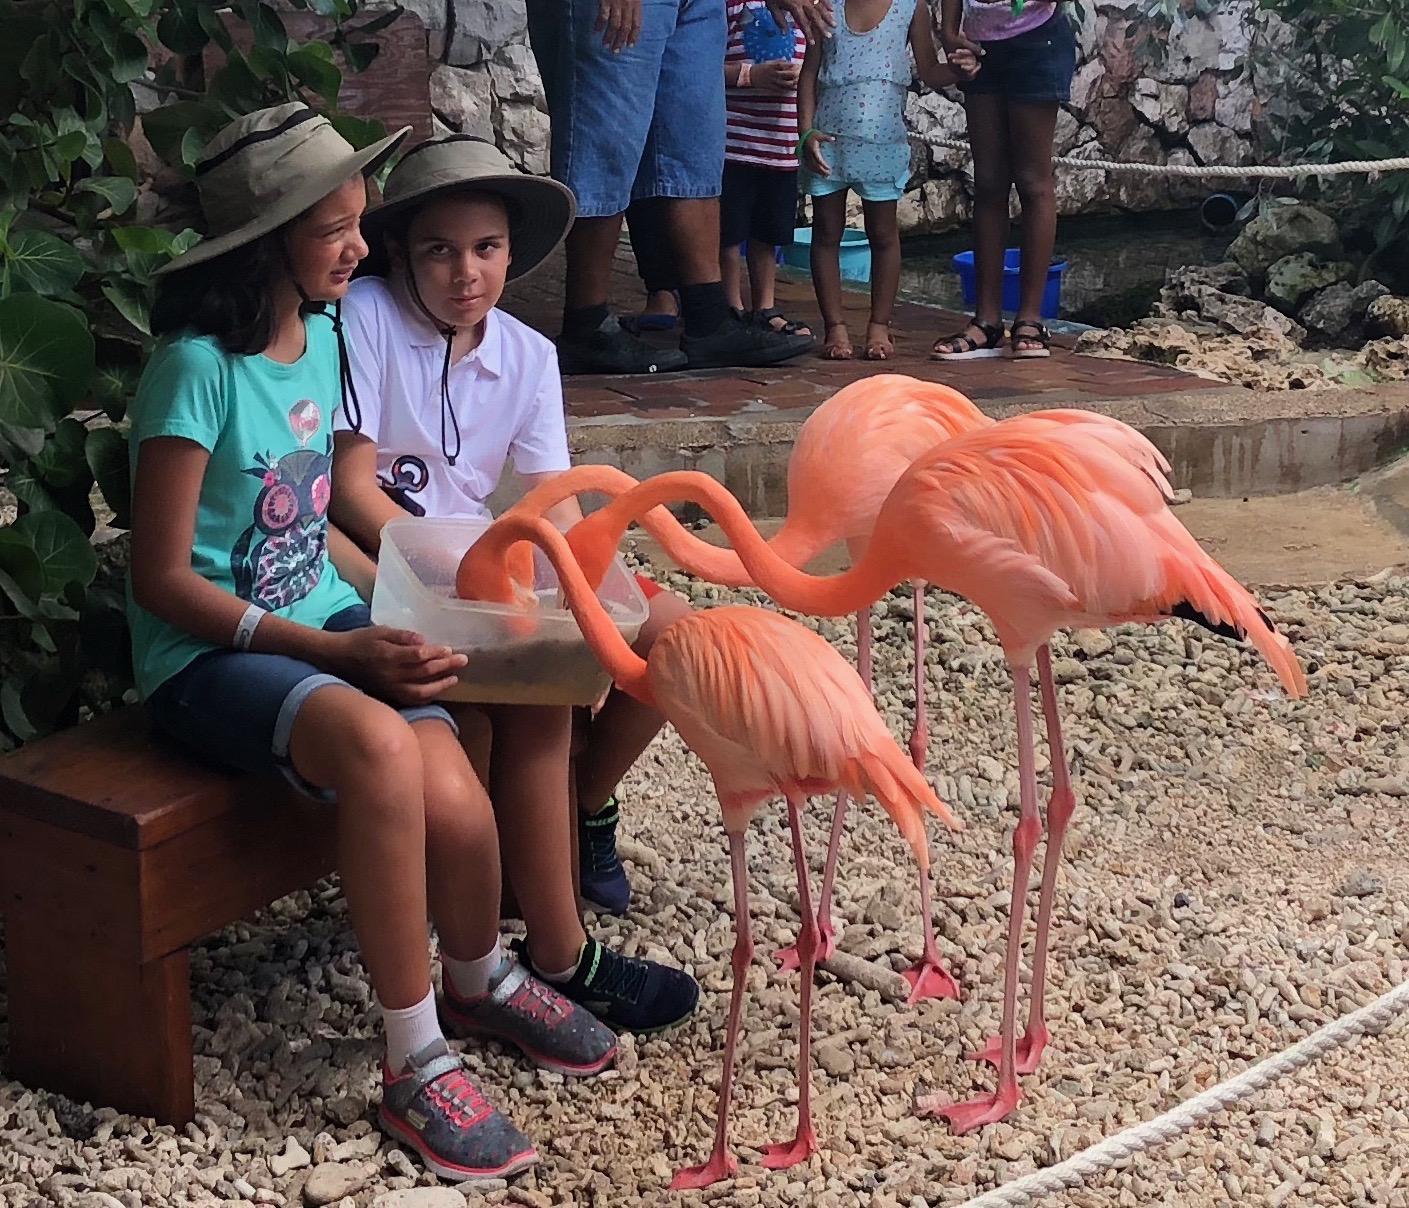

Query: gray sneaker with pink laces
[378,1039,538,1182]
[440,957,618,1077]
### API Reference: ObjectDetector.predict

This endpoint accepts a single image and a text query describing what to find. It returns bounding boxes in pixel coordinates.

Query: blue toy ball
[742,5,794,62]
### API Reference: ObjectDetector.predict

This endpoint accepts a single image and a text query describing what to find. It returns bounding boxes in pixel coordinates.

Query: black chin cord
[288,268,363,434]
[406,262,461,467]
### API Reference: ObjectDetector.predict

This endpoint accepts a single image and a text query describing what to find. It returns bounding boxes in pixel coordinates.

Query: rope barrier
[947,975,1409,1208]
[916,133,1409,178]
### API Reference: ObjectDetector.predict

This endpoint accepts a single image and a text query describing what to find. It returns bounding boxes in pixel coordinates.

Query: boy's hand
[802,129,834,176]
[767,0,834,41]
[597,0,641,51]
[752,60,801,92]
[949,47,981,79]
[325,626,467,705]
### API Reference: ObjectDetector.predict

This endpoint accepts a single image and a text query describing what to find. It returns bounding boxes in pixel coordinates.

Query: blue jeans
[527,0,727,217]
[145,604,456,802]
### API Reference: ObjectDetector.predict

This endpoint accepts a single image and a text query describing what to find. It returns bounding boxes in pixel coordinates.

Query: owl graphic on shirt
[231,399,333,611]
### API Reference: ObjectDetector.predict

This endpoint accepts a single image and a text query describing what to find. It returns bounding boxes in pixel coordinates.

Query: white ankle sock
[380,986,444,1076]
[537,940,588,985]
[443,940,506,1000]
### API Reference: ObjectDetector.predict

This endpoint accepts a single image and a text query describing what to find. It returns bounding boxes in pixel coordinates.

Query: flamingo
[500,374,989,1002]
[548,414,1307,1131]
[455,511,960,1188]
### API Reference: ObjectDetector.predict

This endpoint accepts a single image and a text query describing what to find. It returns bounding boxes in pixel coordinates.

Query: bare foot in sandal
[822,321,853,360]
[1009,318,1052,359]
[863,321,894,361]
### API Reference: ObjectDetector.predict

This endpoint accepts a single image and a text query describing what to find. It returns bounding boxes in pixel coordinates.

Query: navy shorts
[720,160,800,248]
[145,604,456,803]
[527,0,727,217]
[963,12,1077,104]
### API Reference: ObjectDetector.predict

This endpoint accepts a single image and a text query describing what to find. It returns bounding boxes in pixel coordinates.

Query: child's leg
[861,199,900,359]
[969,94,1014,329]
[574,589,692,816]
[745,239,778,313]
[1007,100,1061,350]
[480,704,586,973]
[808,189,851,358]
[721,242,745,312]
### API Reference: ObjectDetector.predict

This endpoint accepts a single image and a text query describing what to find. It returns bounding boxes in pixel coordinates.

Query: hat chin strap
[281,241,363,435]
[405,261,462,468]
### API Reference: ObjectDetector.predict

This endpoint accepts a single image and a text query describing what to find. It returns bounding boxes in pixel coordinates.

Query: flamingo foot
[669,1150,737,1191]
[773,916,837,972]
[759,1127,819,1170]
[967,1024,1049,1075]
[921,1084,1022,1134]
[902,955,961,1004]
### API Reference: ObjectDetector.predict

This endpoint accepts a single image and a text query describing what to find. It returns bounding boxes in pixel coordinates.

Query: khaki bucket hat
[159,102,410,274]
[361,134,576,282]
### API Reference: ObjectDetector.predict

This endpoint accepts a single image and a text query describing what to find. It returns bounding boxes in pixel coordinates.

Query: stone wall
[420,0,1266,233]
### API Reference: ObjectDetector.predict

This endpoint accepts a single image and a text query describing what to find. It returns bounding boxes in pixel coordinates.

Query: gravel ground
[3,566,1409,1208]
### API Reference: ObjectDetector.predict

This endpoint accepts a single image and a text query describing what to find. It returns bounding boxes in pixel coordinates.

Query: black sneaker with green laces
[511,937,699,1034]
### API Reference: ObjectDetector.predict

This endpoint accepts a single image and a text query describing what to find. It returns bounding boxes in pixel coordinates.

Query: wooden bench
[0,703,533,1126]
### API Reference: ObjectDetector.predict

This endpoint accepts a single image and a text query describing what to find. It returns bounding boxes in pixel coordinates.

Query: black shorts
[962,12,1077,104]
[719,160,800,248]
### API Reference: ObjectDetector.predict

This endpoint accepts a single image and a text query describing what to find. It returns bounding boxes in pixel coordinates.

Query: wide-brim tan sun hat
[159,102,410,274]
[361,134,576,283]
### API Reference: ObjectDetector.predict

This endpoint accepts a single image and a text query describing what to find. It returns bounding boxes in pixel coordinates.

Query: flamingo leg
[906,583,927,770]
[902,860,961,1003]
[927,665,1038,1133]
[970,645,1072,1074]
[671,831,752,1191]
[857,605,873,695]
[761,794,820,1170]
[775,791,843,971]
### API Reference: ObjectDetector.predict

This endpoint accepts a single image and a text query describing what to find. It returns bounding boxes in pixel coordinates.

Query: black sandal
[752,307,813,338]
[1010,319,1052,359]
[931,319,1005,361]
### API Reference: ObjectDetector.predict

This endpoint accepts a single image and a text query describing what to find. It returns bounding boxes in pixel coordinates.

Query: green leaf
[1,676,37,742]
[350,6,405,37]
[0,420,46,460]
[5,229,86,296]
[328,113,387,151]
[31,417,91,489]
[344,40,378,73]
[92,362,137,421]
[101,280,150,336]
[74,175,137,217]
[0,295,95,431]
[156,1,210,55]
[86,426,131,529]
[111,31,149,83]
[179,126,205,171]
[0,527,45,603]
[13,510,98,594]
[288,47,342,104]
[104,136,139,181]
[248,2,288,51]
[140,100,217,170]
[4,460,60,515]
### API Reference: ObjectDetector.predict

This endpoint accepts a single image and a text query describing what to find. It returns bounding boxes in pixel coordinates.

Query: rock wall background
[420,0,1269,233]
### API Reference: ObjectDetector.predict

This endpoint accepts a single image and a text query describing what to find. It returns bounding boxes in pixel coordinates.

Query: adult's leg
[1007,100,1060,351]
[625,195,679,314]
[860,198,900,358]
[481,704,586,973]
[809,189,851,357]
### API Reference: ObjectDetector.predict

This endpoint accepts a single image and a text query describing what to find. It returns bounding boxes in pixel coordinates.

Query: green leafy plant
[0,0,395,748]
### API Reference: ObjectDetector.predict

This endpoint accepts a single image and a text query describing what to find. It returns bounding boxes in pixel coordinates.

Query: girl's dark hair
[355,187,522,281]
[150,229,292,355]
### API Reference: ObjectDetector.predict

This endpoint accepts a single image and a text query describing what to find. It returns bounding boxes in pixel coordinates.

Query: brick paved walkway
[499,241,1220,424]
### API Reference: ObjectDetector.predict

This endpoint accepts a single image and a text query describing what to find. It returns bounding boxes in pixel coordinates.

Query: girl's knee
[636,589,692,653]
[1013,172,1055,208]
[972,176,1012,208]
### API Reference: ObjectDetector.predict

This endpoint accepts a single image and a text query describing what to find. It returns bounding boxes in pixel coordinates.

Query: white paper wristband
[233,603,265,651]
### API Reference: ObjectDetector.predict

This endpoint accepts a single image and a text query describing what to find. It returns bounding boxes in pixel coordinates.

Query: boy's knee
[636,589,692,653]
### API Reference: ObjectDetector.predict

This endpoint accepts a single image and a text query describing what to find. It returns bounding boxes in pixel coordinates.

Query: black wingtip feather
[1171,600,1246,642]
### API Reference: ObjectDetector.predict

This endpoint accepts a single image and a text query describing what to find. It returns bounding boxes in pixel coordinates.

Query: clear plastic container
[371,516,649,706]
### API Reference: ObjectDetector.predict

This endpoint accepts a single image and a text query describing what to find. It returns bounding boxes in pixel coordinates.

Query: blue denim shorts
[963,12,1077,104]
[527,0,726,217]
[145,604,456,803]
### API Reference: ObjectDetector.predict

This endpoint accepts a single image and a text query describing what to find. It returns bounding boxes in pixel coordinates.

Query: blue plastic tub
[952,249,1068,319]
[781,226,872,282]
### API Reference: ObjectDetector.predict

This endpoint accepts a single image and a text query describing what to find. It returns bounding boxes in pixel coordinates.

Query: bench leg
[5,912,195,1125]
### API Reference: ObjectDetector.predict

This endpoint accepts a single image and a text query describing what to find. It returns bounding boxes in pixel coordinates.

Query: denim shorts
[145,604,455,803]
[527,0,727,217]
[963,12,1077,104]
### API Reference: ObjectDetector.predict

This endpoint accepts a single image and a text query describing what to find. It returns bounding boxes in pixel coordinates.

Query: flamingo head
[456,530,541,632]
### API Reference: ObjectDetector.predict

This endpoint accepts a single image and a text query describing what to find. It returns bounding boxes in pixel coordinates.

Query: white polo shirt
[336,276,570,520]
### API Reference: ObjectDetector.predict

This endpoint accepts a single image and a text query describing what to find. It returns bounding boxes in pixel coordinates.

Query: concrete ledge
[565,382,1409,510]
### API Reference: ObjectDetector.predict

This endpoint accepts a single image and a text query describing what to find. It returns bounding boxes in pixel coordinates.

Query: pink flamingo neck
[579,472,901,617]
[470,513,655,707]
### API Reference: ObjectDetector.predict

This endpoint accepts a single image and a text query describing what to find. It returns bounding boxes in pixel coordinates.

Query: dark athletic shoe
[578,797,631,916]
[680,313,814,370]
[441,957,618,1077]
[378,1039,538,1183]
[557,314,688,375]
[513,937,699,1034]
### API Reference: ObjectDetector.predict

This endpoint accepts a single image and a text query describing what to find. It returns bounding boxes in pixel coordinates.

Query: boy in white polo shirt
[331,135,699,1037]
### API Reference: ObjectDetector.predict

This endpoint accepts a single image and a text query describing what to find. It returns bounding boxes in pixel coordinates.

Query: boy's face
[396,192,512,332]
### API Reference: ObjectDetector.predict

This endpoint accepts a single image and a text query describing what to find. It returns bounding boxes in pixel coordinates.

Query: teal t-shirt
[127,314,362,699]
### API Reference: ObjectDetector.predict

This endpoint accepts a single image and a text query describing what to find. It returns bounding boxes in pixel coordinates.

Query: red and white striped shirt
[725,0,806,170]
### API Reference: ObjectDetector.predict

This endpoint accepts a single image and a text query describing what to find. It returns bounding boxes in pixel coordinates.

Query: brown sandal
[821,321,853,360]
[931,319,1004,361]
[1010,319,1052,359]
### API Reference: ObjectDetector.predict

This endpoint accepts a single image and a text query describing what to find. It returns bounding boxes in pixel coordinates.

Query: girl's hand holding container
[320,625,468,705]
